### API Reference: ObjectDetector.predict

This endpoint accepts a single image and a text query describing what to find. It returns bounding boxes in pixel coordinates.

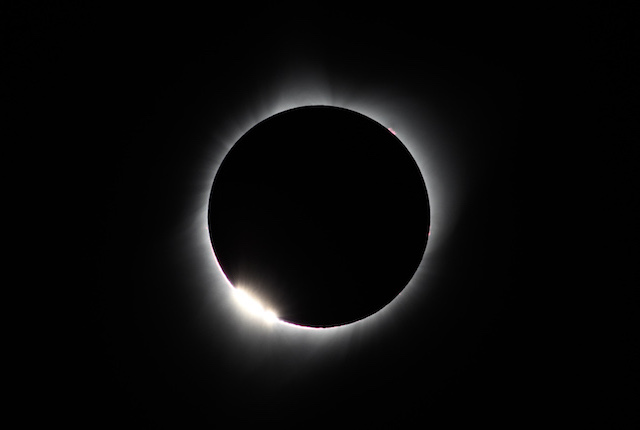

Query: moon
[208,106,430,328]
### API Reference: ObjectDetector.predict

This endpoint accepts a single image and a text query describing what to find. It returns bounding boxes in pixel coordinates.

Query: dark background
[5,3,637,426]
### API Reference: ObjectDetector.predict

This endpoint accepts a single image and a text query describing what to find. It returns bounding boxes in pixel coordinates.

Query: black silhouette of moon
[208,106,429,327]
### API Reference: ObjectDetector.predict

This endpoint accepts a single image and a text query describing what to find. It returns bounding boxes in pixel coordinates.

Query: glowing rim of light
[192,68,463,338]
[206,104,431,333]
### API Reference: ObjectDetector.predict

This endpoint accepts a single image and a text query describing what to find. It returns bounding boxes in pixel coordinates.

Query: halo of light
[178,60,467,346]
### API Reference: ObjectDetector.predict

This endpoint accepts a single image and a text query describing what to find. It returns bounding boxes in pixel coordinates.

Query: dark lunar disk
[208,106,429,327]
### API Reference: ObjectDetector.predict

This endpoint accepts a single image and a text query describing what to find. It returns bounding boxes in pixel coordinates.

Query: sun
[179,61,465,342]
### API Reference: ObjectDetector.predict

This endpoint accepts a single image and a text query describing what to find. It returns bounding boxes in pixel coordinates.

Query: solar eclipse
[208,106,430,328]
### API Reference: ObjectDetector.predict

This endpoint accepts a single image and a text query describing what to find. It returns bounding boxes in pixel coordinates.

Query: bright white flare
[263,309,278,323]
[233,288,278,323]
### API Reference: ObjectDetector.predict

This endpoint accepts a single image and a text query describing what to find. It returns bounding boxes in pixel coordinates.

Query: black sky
[7,3,637,426]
